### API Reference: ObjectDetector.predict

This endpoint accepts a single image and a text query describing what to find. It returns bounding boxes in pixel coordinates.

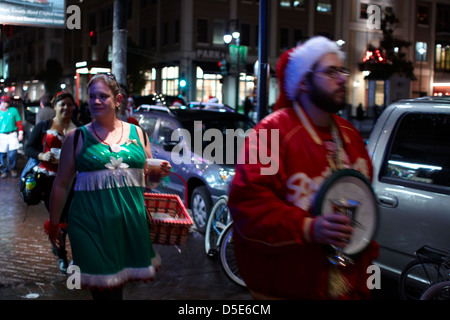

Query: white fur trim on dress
[284,36,346,101]
[75,168,145,191]
[80,253,162,289]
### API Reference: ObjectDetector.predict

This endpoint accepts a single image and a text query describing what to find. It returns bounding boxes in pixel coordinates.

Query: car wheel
[191,186,212,234]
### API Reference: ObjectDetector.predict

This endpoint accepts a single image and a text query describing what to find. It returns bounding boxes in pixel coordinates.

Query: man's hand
[313,214,353,248]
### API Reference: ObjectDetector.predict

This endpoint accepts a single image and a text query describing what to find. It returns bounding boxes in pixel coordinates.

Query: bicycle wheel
[399,259,444,300]
[204,195,231,256]
[219,224,246,287]
[420,280,450,300]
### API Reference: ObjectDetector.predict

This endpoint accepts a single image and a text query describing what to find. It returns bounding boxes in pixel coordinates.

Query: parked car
[187,101,236,112]
[135,104,255,233]
[132,94,186,109]
[367,97,450,280]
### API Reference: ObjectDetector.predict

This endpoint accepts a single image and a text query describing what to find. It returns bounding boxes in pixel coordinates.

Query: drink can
[25,176,36,190]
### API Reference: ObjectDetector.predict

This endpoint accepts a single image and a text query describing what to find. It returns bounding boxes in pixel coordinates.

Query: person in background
[25,91,77,273]
[0,95,24,178]
[117,84,139,126]
[244,96,254,118]
[228,36,378,300]
[35,95,56,124]
[47,73,170,300]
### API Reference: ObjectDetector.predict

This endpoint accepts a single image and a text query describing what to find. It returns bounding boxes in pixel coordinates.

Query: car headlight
[218,168,235,184]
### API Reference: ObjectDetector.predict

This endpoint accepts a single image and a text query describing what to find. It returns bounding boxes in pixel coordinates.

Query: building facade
[1,0,450,116]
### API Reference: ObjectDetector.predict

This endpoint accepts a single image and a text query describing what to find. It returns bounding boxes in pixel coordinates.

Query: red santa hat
[284,36,345,102]
[273,47,296,111]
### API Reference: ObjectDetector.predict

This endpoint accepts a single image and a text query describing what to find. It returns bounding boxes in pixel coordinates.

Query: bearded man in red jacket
[228,36,379,300]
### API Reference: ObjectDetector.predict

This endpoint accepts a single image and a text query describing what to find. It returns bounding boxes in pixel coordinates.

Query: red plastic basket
[144,192,193,245]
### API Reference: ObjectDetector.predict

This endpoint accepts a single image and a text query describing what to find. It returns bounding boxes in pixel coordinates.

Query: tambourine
[312,169,379,256]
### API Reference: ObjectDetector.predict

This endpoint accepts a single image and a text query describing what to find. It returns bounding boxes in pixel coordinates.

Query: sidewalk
[348,117,376,140]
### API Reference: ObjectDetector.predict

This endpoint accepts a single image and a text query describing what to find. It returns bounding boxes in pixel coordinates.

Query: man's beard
[308,80,346,114]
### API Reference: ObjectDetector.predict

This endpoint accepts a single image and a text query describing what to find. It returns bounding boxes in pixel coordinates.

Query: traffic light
[89,30,97,45]
[218,59,228,76]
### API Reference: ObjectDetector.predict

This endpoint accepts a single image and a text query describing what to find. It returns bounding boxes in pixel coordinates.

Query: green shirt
[0,107,21,133]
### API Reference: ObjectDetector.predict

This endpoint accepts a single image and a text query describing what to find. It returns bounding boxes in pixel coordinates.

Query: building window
[150,26,156,48]
[436,4,450,33]
[240,23,251,47]
[360,2,369,19]
[280,27,289,50]
[162,66,179,96]
[293,0,305,8]
[196,67,223,103]
[417,5,429,25]
[213,20,226,45]
[280,0,304,8]
[162,22,169,46]
[242,74,256,103]
[140,28,147,48]
[435,44,450,71]
[101,5,113,29]
[317,0,332,13]
[197,19,209,44]
[174,20,180,44]
[415,42,427,62]
[142,69,156,95]
[294,29,304,45]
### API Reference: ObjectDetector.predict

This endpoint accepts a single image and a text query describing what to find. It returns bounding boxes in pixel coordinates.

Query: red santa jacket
[228,104,379,300]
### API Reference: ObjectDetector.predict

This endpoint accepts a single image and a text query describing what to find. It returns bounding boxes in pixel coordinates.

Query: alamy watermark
[367,5,382,30]
[169,124,280,176]
[66,5,81,30]
[65,4,383,30]
[66,265,81,290]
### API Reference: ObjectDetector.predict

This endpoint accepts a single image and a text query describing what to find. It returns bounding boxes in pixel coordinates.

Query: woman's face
[55,97,74,121]
[88,80,121,119]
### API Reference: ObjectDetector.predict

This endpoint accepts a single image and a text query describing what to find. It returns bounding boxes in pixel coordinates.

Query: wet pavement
[0,128,398,303]
[0,155,252,301]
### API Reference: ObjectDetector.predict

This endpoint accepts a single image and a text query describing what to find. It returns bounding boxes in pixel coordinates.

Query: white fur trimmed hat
[284,36,345,101]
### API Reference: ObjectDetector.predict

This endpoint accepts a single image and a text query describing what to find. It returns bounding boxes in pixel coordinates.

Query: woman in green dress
[47,73,171,300]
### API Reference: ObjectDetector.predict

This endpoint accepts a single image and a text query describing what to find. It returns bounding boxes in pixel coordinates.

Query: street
[0,151,399,301]
[0,156,252,300]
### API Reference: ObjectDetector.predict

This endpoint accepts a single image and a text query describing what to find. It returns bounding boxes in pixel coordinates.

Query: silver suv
[134,105,254,233]
[367,97,450,279]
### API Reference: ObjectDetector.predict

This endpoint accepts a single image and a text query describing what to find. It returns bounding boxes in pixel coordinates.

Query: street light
[224,29,241,111]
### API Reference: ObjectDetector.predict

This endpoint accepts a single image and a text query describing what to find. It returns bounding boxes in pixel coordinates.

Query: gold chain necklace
[327,121,344,172]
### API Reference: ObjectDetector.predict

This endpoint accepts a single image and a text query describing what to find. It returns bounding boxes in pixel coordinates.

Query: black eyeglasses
[315,66,350,79]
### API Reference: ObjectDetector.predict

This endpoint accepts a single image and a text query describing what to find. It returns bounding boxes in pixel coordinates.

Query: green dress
[68,124,160,289]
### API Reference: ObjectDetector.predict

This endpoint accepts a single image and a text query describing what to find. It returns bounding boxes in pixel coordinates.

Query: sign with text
[0,0,66,28]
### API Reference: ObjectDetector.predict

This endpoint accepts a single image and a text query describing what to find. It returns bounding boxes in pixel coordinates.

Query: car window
[157,119,178,145]
[140,116,157,143]
[180,117,254,163]
[382,113,450,189]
